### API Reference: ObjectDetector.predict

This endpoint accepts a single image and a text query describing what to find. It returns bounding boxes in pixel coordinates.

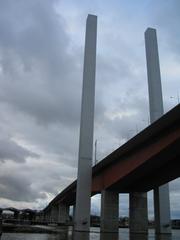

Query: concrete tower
[145,28,171,234]
[74,14,97,232]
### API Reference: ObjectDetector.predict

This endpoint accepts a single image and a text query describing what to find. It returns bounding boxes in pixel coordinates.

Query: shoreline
[2,224,59,234]
[2,224,180,234]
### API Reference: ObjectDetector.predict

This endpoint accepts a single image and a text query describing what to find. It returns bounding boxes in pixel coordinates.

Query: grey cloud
[0,174,45,202]
[40,176,74,196]
[96,95,149,144]
[149,0,180,59]
[26,160,76,195]
[0,138,39,163]
[0,104,79,168]
[0,158,76,203]
[0,0,81,127]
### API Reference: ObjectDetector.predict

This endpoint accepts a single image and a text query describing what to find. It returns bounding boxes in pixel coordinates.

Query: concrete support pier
[154,185,171,234]
[47,211,51,223]
[51,205,59,223]
[100,190,119,233]
[44,212,47,222]
[58,203,69,224]
[129,192,148,234]
[145,28,171,234]
[145,28,164,122]
[14,211,19,220]
[74,14,97,232]
[73,205,76,223]
[0,210,2,237]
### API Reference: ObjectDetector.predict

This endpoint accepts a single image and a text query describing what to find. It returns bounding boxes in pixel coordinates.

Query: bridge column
[129,192,148,234]
[51,205,59,223]
[73,205,76,223]
[75,14,97,232]
[39,212,44,222]
[58,203,69,224]
[14,211,19,220]
[0,210,2,236]
[47,211,51,223]
[44,212,47,222]
[100,190,119,233]
[145,28,171,234]
[154,185,171,234]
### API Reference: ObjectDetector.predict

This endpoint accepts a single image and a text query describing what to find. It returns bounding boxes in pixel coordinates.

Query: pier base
[0,210,2,236]
[14,211,19,220]
[73,205,76,223]
[100,190,119,233]
[58,204,69,224]
[129,192,148,234]
[44,211,50,223]
[154,185,171,234]
[51,205,59,223]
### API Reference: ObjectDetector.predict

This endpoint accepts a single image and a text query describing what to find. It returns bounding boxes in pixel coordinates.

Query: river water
[1,228,180,240]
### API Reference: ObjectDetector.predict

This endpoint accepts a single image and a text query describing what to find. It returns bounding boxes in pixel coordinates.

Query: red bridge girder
[44,105,180,211]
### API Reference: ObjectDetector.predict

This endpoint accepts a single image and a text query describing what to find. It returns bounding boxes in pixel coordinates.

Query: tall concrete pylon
[145,28,171,234]
[74,14,97,232]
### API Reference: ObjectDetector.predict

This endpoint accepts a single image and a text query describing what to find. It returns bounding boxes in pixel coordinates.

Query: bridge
[42,104,180,231]
[1,15,179,236]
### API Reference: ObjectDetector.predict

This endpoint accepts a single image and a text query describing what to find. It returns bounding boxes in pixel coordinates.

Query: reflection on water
[129,233,148,240]
[1,227,180,240]
[100,232,119,240]
[73,231,89,240]
[155,234,172,240]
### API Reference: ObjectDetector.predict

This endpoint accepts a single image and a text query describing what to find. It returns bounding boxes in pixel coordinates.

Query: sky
[0,0,179,219]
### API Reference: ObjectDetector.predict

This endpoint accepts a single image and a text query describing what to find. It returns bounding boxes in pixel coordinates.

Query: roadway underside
[109,138,180,192]
[44,105,180,210]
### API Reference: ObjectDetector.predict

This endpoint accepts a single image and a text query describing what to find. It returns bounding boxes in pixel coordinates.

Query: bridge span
[42,104,180,232]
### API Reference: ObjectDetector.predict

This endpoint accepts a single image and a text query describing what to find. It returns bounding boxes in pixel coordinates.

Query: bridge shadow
[71,232,172,240]
[72,232,119,240]
[42,228,173,240]
[154,234,172,240]
[72,231,90,240]
[100,232,119,240]
[129,233,148,240]
[129,233,172,240]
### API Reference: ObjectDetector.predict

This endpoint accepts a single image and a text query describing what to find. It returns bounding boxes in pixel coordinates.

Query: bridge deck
[44,105,180,210]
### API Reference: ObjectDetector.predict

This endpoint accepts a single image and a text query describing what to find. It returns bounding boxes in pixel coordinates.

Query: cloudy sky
[0,0,179,219]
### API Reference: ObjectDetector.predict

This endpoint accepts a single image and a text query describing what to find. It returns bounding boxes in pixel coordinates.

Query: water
[1,228,180,240]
